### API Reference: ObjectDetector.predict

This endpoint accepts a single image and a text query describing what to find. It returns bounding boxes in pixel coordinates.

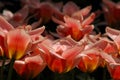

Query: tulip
[0,15,14,56]
[62,1,79,16]
[102,0,120,29]
[106,27,120,54]
[108,65,120,80]
[107,58,120,80]
[77,47,118,73]
[76,34,118,72]
[6,29,31,60]
[77,49,100,72]
[0,15,45,59]
[44,36,85,73]
[52,2,96,41]
[14,48,46,80]
[53,15,94,41]
[8,5,29,27]
[0,15,46,80]
[105,27,120,79]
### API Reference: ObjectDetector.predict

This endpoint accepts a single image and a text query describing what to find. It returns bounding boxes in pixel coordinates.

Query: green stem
[7,58,15,80]
[0,57,6,80]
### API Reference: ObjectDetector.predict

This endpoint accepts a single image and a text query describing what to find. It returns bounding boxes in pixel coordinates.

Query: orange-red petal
[6,29,31,59]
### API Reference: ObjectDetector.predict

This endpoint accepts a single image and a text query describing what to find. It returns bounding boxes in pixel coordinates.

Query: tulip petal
[82,25,94,35]
[7,29,31,59]
[28,26,45,35]
[88,39,108,50]
[78,54,100,72]
[64,16,83,40]
[13,5,29,22]
[82,13,96,27]
[108,65,120,79]
[106,27,120,40]
[63,1,79,16]
[0,16,14,31]
[25,54,46,78]
[78,48,117,65]
[78,6,92,17]
[50,58,66,73]
[62,44,84,72]
[14,60,26,76]
[114,34,120,51]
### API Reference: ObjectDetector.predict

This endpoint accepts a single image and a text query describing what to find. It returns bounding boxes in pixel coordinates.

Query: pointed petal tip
[0,16,14,31]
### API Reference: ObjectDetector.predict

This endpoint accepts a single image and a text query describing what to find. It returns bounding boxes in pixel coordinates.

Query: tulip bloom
[105,27,120,80]
[76,34,118,72]
[8,5,29,27]
[0,15,45,59]
[106,27,120,54]
[14,48,46,80]
[6,29,31,59]
[77,46,118,73]
[77,49,100,72]
[0,10,46,80]
[0,16,15,57]
[62,1,79,16]
[107,57,120,80]
[52,14,95,41]
[44,36,85,73]
[52,3,96,41]
[63,2,92,20]
[102,0,120,29]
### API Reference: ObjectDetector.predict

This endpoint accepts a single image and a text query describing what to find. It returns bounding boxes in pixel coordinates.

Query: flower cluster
[0,0,120,80]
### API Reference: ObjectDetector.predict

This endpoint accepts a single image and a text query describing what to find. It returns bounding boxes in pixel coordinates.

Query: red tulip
[77,46,119,73]
[0,16,45,59]
[0,16,14,57]
[105,27,120,79]
[51,2,96,41]
[106,27,120,55]
[53,15,94,41]
[76,34,119,72]
[44,36,85,73]
[6,29,31,59]
[102,0,120,29]
[62,1,79,16]
[62,1,93,21]
[9,5,29,27]
[77,49,100,72]
[108,65,120,80]
[14,48,46,80]
[107,57,120,80]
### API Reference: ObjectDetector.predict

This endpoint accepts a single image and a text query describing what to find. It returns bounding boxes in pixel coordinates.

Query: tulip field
[0,0,120,80]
